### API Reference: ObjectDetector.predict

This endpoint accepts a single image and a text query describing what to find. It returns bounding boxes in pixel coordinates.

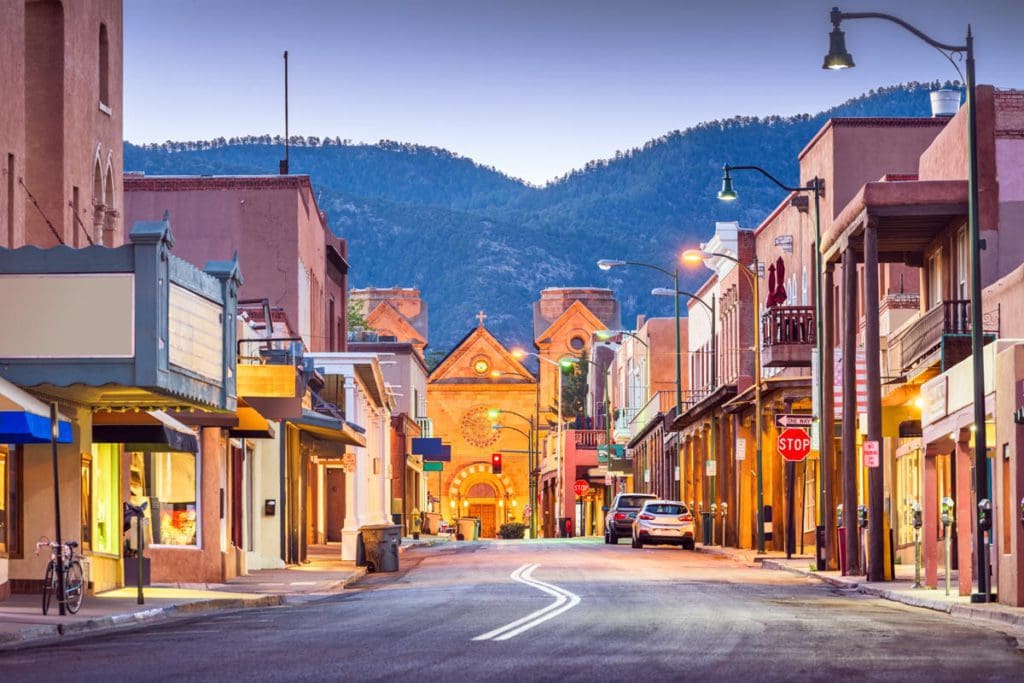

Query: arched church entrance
[450,463,514,538]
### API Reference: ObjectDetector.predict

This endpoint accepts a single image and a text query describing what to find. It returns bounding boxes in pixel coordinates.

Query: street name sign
[775,413,813,428]
[863,440,880,468]
[778,427,811,462]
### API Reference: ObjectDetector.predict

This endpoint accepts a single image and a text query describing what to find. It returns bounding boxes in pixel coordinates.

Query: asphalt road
[2,539,1022,682]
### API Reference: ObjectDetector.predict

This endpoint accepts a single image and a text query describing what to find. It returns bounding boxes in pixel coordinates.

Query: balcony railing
[572,430,604,450]
[761,306,814,368]
[415,416,433,438]
[890,300,1000,374]
[628,390,675,434]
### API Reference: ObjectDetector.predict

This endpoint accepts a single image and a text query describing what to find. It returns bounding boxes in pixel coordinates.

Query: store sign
[921,376,947,426]
[0,274,134,358]
[169,284,224,382]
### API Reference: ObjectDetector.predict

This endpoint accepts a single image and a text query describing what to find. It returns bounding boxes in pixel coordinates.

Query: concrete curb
[0,592,298,651]
[759,558,1024,632]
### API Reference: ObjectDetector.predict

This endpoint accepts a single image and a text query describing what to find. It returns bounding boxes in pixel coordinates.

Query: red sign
[573,479,590,497]
[863,440,880,468]
[778,427,811,462]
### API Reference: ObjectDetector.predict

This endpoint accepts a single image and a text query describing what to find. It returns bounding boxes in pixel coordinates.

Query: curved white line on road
[473,563,581,642]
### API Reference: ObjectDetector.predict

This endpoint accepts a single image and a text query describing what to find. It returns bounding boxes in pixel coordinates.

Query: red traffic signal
[491,453,503,474]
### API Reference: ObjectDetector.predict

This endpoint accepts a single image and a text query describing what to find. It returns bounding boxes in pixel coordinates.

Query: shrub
[498,522,527,539]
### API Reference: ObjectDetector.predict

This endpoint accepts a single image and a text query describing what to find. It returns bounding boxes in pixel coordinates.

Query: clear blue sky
[125,0,1023,185]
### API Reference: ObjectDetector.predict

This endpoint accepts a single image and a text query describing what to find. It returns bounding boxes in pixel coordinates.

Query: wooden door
[326,469,345,542]
[469,504,496,538]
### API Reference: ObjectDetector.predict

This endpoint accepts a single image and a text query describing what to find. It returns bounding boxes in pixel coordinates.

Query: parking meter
[941,497,954,527]
[836,504,844,528]
[720,501,728,517]
[697,501,703,513]
[910,501,922,530]
[978,498,992,532]
[857,504,868,529]
[710,502,717,515]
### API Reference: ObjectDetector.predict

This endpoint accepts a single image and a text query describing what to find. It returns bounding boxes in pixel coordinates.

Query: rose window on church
[459,405,500,448]
[472,356,490,376]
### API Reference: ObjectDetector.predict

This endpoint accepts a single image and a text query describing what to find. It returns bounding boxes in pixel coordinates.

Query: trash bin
[359,524,401,572]
[558,517,573,538]
[701,512,713,545]
[457,517,478,541]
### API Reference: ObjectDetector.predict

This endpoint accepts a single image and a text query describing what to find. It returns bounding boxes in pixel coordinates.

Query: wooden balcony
[571,429,604,450]
[761,306,815,368]
[890,300,1000,375]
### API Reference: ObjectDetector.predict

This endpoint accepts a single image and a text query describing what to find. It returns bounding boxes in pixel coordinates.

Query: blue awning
[0,377,72,444]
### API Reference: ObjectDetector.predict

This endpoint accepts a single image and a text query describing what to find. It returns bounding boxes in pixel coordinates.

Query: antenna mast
[280,50,289,174]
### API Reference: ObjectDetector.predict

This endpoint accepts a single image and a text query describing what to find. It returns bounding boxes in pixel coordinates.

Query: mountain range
[123,82,960,357]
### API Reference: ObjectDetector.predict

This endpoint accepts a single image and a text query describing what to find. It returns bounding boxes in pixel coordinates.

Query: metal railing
[628,390,675,432]
[761,306,815,347]
[415,417,433,438]
[890,299,1000,373]
[571,430,604,449]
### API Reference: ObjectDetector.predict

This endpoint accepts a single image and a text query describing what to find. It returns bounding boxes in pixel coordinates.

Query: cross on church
[476,310,487,326]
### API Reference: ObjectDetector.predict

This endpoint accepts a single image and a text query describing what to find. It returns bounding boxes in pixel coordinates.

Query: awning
[93,410,199,453]
[0,376,72,444]
[230,405,276,439]
[292,409,366,447]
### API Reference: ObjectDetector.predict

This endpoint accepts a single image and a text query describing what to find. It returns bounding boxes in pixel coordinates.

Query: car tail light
[614,512,626,521]
[678,513,694,522]
[638,513,655,521]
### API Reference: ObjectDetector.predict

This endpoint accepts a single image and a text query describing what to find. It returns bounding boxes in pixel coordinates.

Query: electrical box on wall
[264,499,277,516]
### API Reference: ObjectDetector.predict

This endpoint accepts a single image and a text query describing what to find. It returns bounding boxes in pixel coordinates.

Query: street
[1,540,1021,682]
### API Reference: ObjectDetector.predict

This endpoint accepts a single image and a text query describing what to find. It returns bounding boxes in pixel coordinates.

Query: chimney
[930,89,960,118]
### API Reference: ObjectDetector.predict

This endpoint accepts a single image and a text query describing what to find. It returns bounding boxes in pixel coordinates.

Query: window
[0,447,7,554]
[98,24,109,107]
[130,451,199,546]
[91,443,120,555]
[81,452,92,551]
[896,446,921,546]
[955,227,969,300]
[569,336,586,351]
[328,297,336,351]
[803,461,817,533]
[927,250,942,309]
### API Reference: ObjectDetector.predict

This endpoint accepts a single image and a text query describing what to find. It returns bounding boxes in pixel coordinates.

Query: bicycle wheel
[42,561,54,615]
[65,560,85,614]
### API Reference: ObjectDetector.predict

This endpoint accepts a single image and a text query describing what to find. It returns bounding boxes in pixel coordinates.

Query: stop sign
[573,479,590,497]
[778,427,811,462]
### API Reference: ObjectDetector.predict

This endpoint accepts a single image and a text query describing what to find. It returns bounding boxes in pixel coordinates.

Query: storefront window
[81,453,92,551]
[896,445,921,547]
[0,447,8,554]
[91,443,121,555]
[130,451,198,546]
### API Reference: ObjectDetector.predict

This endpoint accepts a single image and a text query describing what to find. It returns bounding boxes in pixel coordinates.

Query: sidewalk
[698,543,1024,632]
[0,536,442,650]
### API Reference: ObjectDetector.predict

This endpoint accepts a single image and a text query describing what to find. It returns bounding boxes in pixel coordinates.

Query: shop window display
[90,443,121,555]
[130,451,198,546]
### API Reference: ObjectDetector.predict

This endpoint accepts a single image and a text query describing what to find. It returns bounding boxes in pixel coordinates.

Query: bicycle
[35,539,85,615]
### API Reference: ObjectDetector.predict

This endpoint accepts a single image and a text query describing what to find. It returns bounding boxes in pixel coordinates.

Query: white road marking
[473,563,581,642]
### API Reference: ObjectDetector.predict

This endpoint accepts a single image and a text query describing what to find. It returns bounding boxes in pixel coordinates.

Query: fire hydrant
[411,508,422,540]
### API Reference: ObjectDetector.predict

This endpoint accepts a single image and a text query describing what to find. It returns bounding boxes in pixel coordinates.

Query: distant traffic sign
[775,413,813,429]
[778,427,811,462]
[573,479,590,497]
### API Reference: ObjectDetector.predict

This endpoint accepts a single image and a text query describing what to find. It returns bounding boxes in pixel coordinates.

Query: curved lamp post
[683,248,764,553]
[512,349,573,537]
[597,259,682,416]
[823,6,987,599]
[719,163,828,567]
[653,286,718,514]
[489,408,535,535]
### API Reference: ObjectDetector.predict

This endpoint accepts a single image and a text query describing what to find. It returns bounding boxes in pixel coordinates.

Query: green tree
[554,352,588,423]
[347,298,372,334]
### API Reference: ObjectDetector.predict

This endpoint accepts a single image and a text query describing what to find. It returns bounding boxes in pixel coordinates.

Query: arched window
[99,23,109,107]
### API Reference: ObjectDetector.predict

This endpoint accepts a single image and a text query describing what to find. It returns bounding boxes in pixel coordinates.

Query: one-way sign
[775,413,813,428]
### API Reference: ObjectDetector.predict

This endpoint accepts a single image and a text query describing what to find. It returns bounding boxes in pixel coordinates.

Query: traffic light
[491,453,503,474]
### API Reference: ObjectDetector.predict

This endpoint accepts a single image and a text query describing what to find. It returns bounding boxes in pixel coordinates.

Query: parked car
[631,500,695,550]
[603,493,658,544]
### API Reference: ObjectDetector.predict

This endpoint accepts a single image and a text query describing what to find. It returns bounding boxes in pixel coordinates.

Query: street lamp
[718,163,826,567]
[597,259,682,415]
[682,247,764,553]
[823,6,989,600]
[489,408,535,535]
[512,349,572,537]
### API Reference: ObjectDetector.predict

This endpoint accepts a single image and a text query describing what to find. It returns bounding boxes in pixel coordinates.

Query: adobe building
[125,174,348,355]
[427,315,537,538]
[349,287,428,352]
[1,0,124,250]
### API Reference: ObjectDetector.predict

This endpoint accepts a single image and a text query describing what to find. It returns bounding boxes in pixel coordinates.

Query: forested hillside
[125,82,959,352]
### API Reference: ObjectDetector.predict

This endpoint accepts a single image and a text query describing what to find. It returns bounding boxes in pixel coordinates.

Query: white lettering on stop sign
[778,427,811,462]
